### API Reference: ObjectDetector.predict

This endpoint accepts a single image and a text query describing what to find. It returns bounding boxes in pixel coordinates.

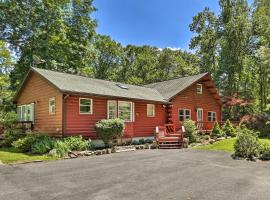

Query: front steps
[158,136,183,149]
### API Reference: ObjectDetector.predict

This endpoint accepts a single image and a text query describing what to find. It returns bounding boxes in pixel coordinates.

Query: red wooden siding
[65,95,166,138]
[170,82,222,130]
[16,72,63,135]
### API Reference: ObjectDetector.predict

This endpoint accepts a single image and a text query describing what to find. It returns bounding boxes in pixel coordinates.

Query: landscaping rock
[48,149,57,157]
[209,139,215,144]
[68,152,78,159]
[183,138,189,148]
[101,149,106,154]
[95,150,102,155]
[106,148,112,154]
[217,137,226,141]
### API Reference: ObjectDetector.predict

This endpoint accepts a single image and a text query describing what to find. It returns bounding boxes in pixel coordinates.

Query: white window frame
[49,97,56,114]
[178,108,191,122]
[207,111,217,122]
[147,104,155,117]
[17,103,35,122]
[197,83,202,94]
[107,100,117,119]
[79,98,93,114]
[118,101,133,122]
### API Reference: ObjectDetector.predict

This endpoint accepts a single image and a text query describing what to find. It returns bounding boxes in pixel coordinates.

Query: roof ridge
[31,67,153,90]
[145,72,209,86]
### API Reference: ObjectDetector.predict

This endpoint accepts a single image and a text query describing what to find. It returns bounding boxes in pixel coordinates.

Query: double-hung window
[118,101,133,121]
[49,97,56,114]
[147,104,155,117]
[79,98,93,114]
[178,109,191,121]
[107,101,117,119]
[208,111,217,122]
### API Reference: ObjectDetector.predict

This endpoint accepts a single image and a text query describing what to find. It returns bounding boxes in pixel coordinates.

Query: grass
[0,147,58,164]
[194,138,270,153]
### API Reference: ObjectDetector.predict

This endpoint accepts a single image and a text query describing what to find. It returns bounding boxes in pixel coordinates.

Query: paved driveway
[0,149,270,200]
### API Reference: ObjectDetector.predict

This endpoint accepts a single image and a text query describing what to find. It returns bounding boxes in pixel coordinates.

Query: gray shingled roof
[144,73,209,100]
[31,67,167,103]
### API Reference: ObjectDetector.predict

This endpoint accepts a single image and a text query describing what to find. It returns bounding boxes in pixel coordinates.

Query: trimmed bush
[131,140,140,145]
[95,118,124,146]
[260,144,270,161]
[234,127,260,159]
[0,129,25,147]
[64,136,89,151]
[211,122,223,138]
[144,138,153,144]
[53,140,70,157]
[90,140,105,150]
[223,120,236,137]
[183,119,197,143]
[12,133,48,152]
[139,138,145,144]
[32,137,55,154]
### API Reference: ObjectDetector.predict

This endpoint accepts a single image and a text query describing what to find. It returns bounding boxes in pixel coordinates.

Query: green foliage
[53,140,70,158]
[211,122,223,138]
[260,144,270,161]
[0,111,17,129]
[63,136,89,151]
[144,138,153,144]
[222,120,236,137]
[0,129,25,147]
[31,137,55,154]
[12,133,48,153]
[95,118,124,146]
[139,138,145,144]
[90,140,105,150]
[131,140,140,145]
[234,127,260,159]
[183,120,197,143]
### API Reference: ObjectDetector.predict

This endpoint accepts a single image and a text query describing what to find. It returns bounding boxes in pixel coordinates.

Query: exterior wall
[16,72,63,135]
[65,95,166,138]
[170,82,222,130]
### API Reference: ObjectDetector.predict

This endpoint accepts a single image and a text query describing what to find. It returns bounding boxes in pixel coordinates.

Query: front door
[197,108,203,129]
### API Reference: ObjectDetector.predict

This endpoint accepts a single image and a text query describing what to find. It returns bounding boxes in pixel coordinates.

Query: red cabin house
[14,68,222,147]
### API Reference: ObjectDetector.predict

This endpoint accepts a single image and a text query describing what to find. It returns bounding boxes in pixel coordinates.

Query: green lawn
[0,148,58,164]
[194,138,270,153]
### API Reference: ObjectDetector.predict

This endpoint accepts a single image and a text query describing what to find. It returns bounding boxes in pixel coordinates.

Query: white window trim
[49,97,56,114]
[147,104,155,117]
[79,98,93,114]
[107,100,117,119]
[17,103,35,122]
[208,111,217,122]
[197,83,202,94]
[118,101,133,122]
[178,108,191,122]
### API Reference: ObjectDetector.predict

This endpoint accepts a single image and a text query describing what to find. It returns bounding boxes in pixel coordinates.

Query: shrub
[12,133,48,152]
[53,140,70,157]
[234,127,260,159]
[139,138,145,144]
[211,122,223,138]
[260,144,270,161]
[0,129,25,147]
[131,140,140,145]
[32,137,55,154]
[90,140,105,150]
[95,118,124,146]
[144,138,153,144]
[64,136,89,151]
[222,120,236,137]
[183,119,197,143]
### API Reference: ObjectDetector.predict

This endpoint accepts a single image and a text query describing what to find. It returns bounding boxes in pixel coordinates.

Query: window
[197,83,202,94]
[208,111,217,122]
[49,97,56,114]
[79,98,92,114]
[107,100,117,119]
[17,103,34,122]
[147,104,155,117]
[178,109,191,121]
[118,101,133,121]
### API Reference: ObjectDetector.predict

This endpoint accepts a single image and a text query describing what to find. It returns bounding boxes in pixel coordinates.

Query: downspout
[62,94,70,138]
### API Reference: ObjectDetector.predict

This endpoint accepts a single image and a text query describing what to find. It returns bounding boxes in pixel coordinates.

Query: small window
[197,84,202,94]
[79,98,92,114]
[147,104,155,117]
[208,111,217,122]
[49,97,56,114]
[107,100,117,119]
[118,101,133,121]
[179,109,191,121]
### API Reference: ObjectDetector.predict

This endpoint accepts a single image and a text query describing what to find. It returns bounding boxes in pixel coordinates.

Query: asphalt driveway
[0,149,270,200]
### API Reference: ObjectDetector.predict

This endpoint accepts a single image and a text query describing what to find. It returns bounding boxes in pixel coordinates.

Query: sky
[92,0,220,51]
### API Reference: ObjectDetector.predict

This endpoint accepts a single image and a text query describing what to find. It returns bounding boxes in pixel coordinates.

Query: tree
[0,40,13,112]
[0,0,97,87]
